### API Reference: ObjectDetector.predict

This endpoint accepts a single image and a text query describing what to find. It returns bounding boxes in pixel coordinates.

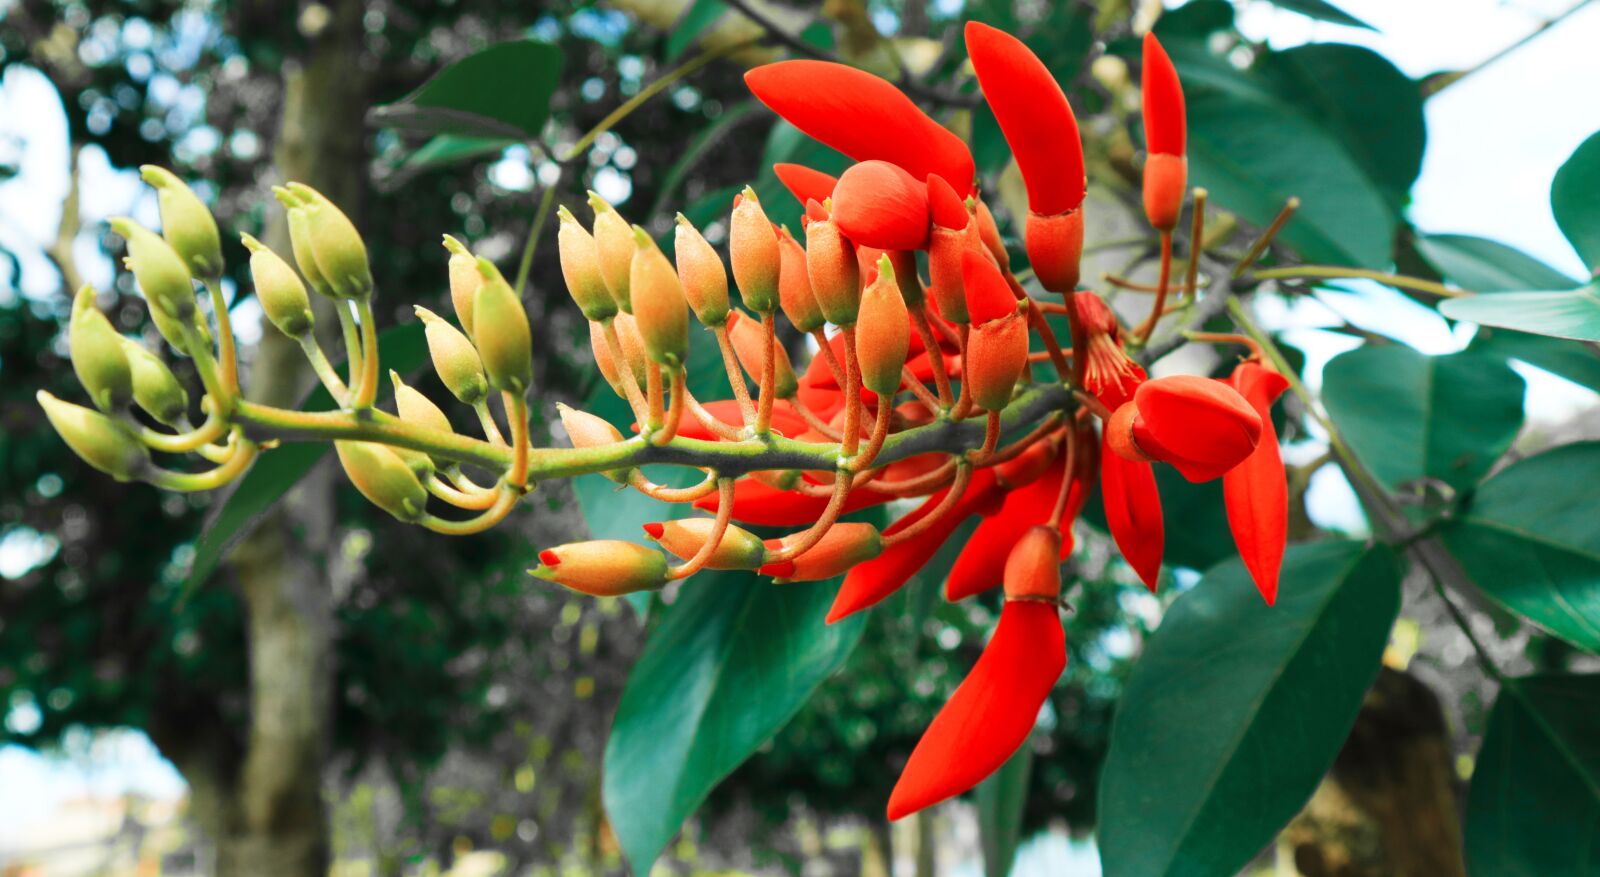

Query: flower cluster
[39,24,1293,819]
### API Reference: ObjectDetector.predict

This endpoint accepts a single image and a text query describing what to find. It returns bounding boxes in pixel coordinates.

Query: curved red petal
[1099,433,1164,591]
[961,248,1017,325]
[965,21,1085,215]
[1132,376,1261,482]
[1141,33,1186,157]
[773,163,839,208]
[832,160,932,251]
[746,61,976,194]
[1224,362,1290,604]
[887,600,1064,820]
[926,174,970,230]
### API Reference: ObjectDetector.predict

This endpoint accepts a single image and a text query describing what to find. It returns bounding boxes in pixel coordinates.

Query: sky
[1,0,1598,871]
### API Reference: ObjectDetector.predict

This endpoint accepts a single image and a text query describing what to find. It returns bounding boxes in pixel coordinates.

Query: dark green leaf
[1443,442,1600,652]
[1552,129,1600,272]
[977,745,1034,877]
[1263,0,1375,30]
[603,572,867,872]
[1418,234,1578,293]
[1098,541,1401,877]
[185,322,429,592]
[367,41,563,139]
[667,0,728,60]
[1469,329,1600,395]
[1153,0,1235,40]
[1440,282,1600,342]
[1322,346,1525,493]
[396,135,513,176]
[1465,673,1600,874]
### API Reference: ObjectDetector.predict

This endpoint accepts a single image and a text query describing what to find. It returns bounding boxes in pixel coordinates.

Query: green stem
[354,296,380,409]
[1252,265,1468,299]
[203,279,238,395]
[298,334,350,399]
[337,302,363,400]
[513,183,560,299]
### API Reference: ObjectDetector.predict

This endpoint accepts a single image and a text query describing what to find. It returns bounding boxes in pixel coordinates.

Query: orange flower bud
[777,227,825,333]
[1025,209,1084,294]
[806,217,861,327]
[644,519,768,570]
[832,160,931,251]
[1143,153,1188,233]
[415,306,488,405]
[390,370,453,435]
[69,285,133,413]
[442,234,483,333]
[558,402,634,483]
[760,522,884,583]
[727,310,798,398]
[471,258,534,395]
[37,391,149,483]
[588,315,649,399]
[1110,376,1263,482]
[555,207,618,322]
[855,255,911,396]
[965,312,1028,411]
[334,440,428,522]
[629,226,690,368]
[926,177,979,324]
[730,186,780,313]
[674,214,731,327]
[531,540,669,597]
[1003,525,1063,601]
[588,191,636,311]
[1141,33,1188,232]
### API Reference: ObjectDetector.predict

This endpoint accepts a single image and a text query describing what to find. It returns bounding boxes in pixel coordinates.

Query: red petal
[773,163,838,208]
[1224,363,1290,604]
[745,61,976,194]
[961,248,1016,325]
[695,477,896,526]
[1141,33,1186,156]
[1132,376,1261,482]
[832,160,932,251]
[965,22,1085,215]
[926,174,970,230]
[887,600,1064,820]
[670,398,807,441]
[1100,433,1164,591]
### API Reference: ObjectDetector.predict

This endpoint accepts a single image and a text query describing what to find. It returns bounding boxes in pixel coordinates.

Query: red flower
[965,21,1084,216]
[832,160,932,251]
[1223,361,1290,604]
[1100,433,1164,592]
[773,163,838,208]
[1141,33,1188,231]
[1108,375,1262,483]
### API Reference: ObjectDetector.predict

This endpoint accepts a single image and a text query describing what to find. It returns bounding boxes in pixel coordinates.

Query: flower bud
[558,403,633,483]
[241,233,314,338]
[390,370,453,435]
[284,182,373,299]
[1025,209,1084,294]
[555,207,617,323]
[926,225,978,324]
[335,441,428,522]
[442,234,482,333]
[471,258,534,395]
[139,166,223,282]
[1003,525,1063,601]
[1143,153,1188,233]
[644,519,768,570]
[147,301,210,358]
[855,256,910,397]
[110,217,196,321]
[961,248,1020,325]
[531,540,669,597]
[273,186,331,296]
[806,217,861,327]
[974,197,1009,269]
[629,226,689,368]
[121,338,189,427]
[726,310,798,398]
[69,286,134,413]
[37,391,148,482]
[588,316,648,399]
[674,214,731,327]
[415,306,488,405]
[588,192,635,312]
[777,227,825,333]
[730,186,780,313]
[760,522,884,583]
[966,312,1028,411]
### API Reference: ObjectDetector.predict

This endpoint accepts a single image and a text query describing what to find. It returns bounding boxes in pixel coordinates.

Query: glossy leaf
[1321,345,1525,493]
[367,41,563,139]
[1440,282,1600,342]
[1465,673,1600,875]
[1552,129,1600,272]
[603,571,867,872]
[1442,442,1600,652]
[1262,0,1375,30]
[1417,233,1578,293]
[1098,541,1401,877]
[977,745,1034,877]
[185,322,429,592]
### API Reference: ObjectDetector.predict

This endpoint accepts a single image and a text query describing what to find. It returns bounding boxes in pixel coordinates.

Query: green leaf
[667,0,728,60]
[977,745,1034,877]
[367,41,563,139]
[1552,129,1600,273]
[1470,329,1600,395]
[1153,0,1235,40]
[185,322,429,592]
[1465,673,1600,875]
[1440,282,1600,342]
[399,135,514,175]
[1417,233,1579,293]
[1098,541,1401,877]
[1263,0,1375,30]
[603,572,867,871]
[1321,345,1525,493]
[1442,442,1600,653]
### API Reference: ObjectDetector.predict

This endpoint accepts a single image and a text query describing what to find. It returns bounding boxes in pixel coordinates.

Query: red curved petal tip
[641,522,665,540]
[832,160,932,251]
[805,198,830,223]
[965,21,1085,215]
[1141,33,1186,157]
[926,174,970,230]
[1099,438,1164,591]
[961,249,1016,325]
[773,163,839,208]
[538,549,560,567]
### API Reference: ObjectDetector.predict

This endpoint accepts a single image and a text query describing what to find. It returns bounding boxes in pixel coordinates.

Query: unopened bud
[140,166,223,281]
[588,316,648,399]
[674,214,730,327]
[390,370,453,434]
[1002,525,1063,601]
[110,217,196,321]
[442,234,482,333]
[806,217,861,327]
[730,186,780,313]
[1143,153,1187,233]
[760,522,883,583]
[644,519,767,570]
[284,182,373,299]
[557,403,633,484]
[628,227,689,368]
[121,338,189,427]
[777,227,825,333]
[69,286,133,412]
[241,233,314,338]
[147,301,209,358]
[335,441,428,521]
[726,310,798,398]
[273,186,331,296]
[1025,210,1084,294]
[531,540,669,597]
[37,391,148,482]
[965,312,1028,411]
[555,207,617,322]
[588,192,635,311]
[472,258,534,395]
[855,257,910,397]
[415,306,488,405]
[962,248,1021,325]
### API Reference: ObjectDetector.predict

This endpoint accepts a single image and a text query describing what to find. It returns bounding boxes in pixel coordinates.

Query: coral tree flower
[1108,376,1262,483]
[773,163,838,208]
[1141,32,1188,232]
[1224,361,1290,604]
[831,160,932,251]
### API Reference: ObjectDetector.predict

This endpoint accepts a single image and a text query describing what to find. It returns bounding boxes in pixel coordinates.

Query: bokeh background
[2,0,1598,874]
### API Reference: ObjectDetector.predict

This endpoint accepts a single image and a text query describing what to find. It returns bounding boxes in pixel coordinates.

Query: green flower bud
[414,306,488,405]
[69,285,133,412]
[556,205,617,322]
[273,186,331,296]
[588,191,635,312]
[390,370,454,435]
[37,391,149,482]
[334,440,428,522]
[674,213,730,327]
[442,234,481,335]
[121,338,189,427]
[241,233,314,338]
[110,217,196,321]
[557,402,632,484]
[286,182,373,299]
[139,166,223,282]
[628,226,689,368]
[471,258,534,395]
[146,302,211,358]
